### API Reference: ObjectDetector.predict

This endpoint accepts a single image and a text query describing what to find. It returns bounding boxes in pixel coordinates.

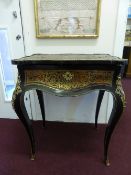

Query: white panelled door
[0,0,32,118]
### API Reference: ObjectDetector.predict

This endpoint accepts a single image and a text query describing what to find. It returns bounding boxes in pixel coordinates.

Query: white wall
[0,0,25,118]
[19,0,128,123]
[21,0,119,55]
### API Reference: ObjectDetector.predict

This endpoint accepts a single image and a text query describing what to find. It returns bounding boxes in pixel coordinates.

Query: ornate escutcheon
[62,71,74,81]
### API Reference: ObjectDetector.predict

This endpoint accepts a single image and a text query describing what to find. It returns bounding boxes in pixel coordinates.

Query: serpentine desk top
[12,54,127,65]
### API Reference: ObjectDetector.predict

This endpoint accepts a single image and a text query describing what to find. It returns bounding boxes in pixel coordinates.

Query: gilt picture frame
[34,0,101,38]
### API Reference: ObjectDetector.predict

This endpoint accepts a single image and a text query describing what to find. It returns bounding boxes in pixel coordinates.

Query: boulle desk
[11,54,127,166]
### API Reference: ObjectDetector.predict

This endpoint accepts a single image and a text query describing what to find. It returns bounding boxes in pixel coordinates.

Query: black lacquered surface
[11,54,127,166]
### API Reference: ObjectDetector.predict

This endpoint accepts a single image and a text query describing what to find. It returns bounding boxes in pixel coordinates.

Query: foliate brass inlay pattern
[11,75,22,109]
[115,76,126,108]
[24,70,113,90]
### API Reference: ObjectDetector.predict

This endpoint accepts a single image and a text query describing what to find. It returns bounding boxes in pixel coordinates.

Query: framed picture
[34,0,101,38]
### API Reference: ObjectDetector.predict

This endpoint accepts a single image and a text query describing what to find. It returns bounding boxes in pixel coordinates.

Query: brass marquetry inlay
[24,70,113,90]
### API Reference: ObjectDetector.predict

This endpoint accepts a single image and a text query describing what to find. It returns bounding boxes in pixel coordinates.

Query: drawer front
[24,70,113,90]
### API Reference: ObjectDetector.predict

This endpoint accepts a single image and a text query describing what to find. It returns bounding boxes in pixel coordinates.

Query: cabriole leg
[12,76,35,160]
[36,89,45,127]
[104,77,126,166]
[95,90,105,128]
